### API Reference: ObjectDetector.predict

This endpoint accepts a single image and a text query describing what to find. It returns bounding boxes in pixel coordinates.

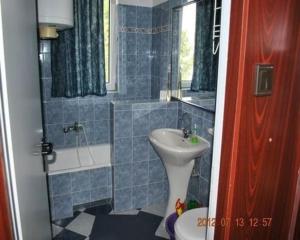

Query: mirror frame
[169,0,216,113]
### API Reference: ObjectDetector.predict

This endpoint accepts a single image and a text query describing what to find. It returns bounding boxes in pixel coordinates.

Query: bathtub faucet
[63,122,84,133]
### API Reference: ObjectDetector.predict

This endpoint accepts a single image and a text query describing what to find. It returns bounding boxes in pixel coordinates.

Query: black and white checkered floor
[52,204,167,240]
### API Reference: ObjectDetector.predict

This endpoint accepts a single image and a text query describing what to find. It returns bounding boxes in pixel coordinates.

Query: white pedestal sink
[149,128,210,229]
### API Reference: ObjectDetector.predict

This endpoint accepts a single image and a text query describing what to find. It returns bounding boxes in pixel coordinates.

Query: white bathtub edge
[47,144,111,175]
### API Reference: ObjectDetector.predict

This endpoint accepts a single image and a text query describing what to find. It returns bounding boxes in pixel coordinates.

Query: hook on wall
[212,0,221,55]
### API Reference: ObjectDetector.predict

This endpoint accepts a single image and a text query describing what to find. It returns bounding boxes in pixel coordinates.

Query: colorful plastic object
[165,213,178,240]
[187,200,199,210]
[175,198,185,216]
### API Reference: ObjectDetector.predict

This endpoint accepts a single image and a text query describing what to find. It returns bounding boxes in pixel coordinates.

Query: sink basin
[149,128,210,231]
[149,128,210,166]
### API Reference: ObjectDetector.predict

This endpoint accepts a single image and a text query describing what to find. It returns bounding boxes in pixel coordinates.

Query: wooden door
[0,128,13,239]
[215,0,300,239]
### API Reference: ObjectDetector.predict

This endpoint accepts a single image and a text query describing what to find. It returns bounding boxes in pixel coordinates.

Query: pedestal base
[163,159,195,225]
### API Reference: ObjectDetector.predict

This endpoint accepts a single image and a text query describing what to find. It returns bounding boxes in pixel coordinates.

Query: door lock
[33,139,56,172]
[41,142,53,155]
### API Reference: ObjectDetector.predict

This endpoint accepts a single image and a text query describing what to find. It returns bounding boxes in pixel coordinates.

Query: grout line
[130,105,134,209]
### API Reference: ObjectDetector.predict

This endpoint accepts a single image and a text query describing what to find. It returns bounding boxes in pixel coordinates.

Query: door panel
[0,130,13,240]
[215,0,300,239]
[0,0,51,239]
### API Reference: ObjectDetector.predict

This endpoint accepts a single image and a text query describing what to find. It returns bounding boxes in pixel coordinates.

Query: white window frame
[106,0,117,91]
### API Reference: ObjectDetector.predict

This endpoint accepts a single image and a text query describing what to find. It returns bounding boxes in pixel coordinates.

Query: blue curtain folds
[51,0,107,97]
[191,0,219,92]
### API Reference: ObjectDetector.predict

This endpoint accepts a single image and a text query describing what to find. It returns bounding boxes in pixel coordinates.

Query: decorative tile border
[152,25,169,34]
[119,25,170,34]
[119,26,152,34]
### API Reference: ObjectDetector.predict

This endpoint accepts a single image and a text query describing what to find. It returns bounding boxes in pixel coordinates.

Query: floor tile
[53,211,81,227]
[141,203,167,217]
[90,212,165,240]
[52,224,63,237]
[84,204,112,216]
[65,212,95,237]
[110,209,140,215]
[155,221,170,239]
[76,207,87,212]
[53,229,86,240]
[52,203,168,240]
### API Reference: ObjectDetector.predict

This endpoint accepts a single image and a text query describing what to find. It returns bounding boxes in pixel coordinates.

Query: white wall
[206,0,232,239]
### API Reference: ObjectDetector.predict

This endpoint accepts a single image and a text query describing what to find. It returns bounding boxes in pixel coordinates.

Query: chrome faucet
[182,128,191,139]
[63,122,83,133]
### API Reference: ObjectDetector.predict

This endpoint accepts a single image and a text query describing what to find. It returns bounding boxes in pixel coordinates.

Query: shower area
[39,0,220,227]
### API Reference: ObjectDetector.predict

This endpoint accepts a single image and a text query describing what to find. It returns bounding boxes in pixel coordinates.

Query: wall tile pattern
[118,5,154,100]
[39,5,155,149]
[48,167,112,220]
[39,2,194,148]
[151,0,193,97]
[111,101,178,211]
[178,102,215,206]
[40,1,216,217]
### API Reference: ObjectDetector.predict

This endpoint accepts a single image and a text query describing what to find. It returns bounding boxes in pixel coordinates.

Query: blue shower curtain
[191,0,218,92]
[51,0,107,97]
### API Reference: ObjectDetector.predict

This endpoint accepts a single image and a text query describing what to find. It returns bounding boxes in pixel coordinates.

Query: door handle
[41,141,56,165]
[33,140,56,172]
[33,142,53,156]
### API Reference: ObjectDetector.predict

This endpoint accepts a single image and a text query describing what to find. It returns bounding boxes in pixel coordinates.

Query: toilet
[175,207,208,240]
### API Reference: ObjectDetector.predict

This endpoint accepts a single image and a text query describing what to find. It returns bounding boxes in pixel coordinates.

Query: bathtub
[48,144,111,175]
[48,144,112,220]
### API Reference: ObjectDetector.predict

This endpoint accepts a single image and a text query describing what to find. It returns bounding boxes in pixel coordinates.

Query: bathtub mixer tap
[62,122,96,166]
[63,122,84,133]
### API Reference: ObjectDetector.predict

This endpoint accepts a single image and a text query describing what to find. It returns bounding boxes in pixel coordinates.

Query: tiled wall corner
[112,100,178,212]
[178,102,215,206]
[39,5,155,149]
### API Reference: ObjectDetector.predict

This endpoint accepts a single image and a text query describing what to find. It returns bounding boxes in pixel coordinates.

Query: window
[179,3,196,89]
[104,0,117,91]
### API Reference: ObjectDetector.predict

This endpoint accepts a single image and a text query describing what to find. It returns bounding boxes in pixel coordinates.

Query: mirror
[170,0,221,112]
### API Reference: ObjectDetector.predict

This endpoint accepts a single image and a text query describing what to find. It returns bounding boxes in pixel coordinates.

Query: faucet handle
[74,122,84,132]
[182,128,190,138]
[63,126,70,133]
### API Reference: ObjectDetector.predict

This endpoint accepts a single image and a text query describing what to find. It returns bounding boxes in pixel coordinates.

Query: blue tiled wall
[40,1,216,216]
[39,2,197,148]
[48,167,112,220]
[118,5,153,99]
[178,102,215,206]
[151,0,201,95]
[151,1,170,97]
[151,0,188,96]
[39,4,158,221]
[151,1,216,207]
[39,5,155,149]
[111,100,179,211]
[40,42,114,149]
[111,99,214,211]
